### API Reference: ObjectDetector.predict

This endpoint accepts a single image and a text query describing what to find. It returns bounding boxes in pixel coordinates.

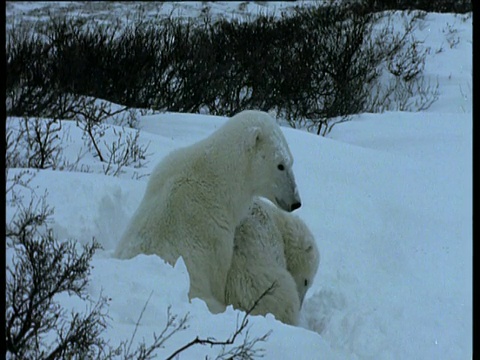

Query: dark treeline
[7,0,467,134]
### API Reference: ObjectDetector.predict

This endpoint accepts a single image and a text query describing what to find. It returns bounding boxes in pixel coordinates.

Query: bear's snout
[275,197,302,212]
[290,202,302,211]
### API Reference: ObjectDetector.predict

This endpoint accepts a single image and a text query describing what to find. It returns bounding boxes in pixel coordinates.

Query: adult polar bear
[114,110,301,313]
[225,198,319,325]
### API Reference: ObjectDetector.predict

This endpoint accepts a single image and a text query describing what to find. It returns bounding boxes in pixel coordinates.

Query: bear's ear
[245,126,263,151]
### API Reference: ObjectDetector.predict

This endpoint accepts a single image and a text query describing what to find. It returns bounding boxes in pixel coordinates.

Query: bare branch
[126,290,154,355]
[165,282,276,360]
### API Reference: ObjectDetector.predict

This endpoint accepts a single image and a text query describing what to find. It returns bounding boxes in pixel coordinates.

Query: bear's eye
[304,279,308,287]
[277,164,285,171]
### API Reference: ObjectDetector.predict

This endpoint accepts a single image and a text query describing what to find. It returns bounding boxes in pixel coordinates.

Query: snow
[6,3,472,359]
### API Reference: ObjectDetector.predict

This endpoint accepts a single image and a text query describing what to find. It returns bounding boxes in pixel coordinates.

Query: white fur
[225,198,319,325]
[275,203,320,305]
[114,110,301,313]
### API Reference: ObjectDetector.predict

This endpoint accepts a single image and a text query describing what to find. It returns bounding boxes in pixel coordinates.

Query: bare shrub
[6,95,150,177]
[6,117,65,170]
[5,180,107,359]
[102,128,151,177]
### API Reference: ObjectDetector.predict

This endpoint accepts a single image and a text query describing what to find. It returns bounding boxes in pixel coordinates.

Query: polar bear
[114,110,301,313]
[277,203,320,306]
[225,198,319,325]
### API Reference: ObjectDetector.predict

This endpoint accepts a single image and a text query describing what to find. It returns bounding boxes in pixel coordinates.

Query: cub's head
[234,110,301,212]
[281,215,320,305]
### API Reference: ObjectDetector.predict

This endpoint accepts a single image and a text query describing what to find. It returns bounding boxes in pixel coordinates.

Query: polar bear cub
[278,204,320,306]
[225,198,319,325]
[114,110,301,313]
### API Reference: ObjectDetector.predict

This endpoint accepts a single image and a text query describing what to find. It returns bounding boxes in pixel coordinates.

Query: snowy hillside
[6,2,472,359]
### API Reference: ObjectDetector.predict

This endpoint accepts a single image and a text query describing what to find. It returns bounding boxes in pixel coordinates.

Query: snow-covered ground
[6,2,472,359]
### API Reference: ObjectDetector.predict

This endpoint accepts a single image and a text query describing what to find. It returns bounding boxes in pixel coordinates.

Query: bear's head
[234,110,302,213]
[281,217,320,306]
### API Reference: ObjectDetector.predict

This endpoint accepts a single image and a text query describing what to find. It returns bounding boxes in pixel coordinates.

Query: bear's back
[233,199,287,268]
